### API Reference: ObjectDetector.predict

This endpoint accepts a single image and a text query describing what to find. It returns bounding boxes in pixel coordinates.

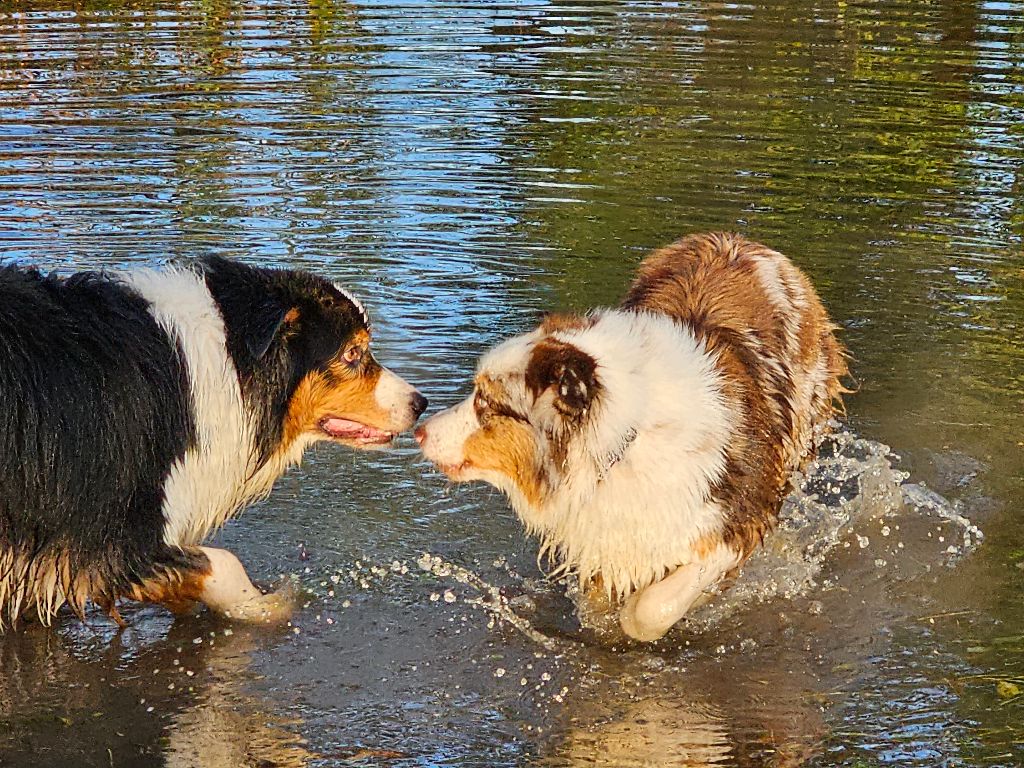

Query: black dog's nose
[411,391,428,418]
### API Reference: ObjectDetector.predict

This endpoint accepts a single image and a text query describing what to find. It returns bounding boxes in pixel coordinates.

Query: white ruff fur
[531,312,733,596]
[124,269,310,548]
[424,311,735,598]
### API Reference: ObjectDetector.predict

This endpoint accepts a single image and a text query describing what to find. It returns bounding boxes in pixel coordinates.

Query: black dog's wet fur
[0,265,194,609]
[0,257,368,624]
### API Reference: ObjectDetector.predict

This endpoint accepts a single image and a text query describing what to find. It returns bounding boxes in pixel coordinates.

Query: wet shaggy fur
[620,233,849,560]
[0,257,425,628]
[417,232,848,628]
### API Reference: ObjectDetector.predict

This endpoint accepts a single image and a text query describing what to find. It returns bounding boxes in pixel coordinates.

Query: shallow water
[1,1,1023,766]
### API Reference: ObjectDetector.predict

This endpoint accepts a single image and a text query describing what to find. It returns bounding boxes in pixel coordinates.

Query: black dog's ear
[196,255,302,362]
[246,304,299,360]
[525,339,600,417]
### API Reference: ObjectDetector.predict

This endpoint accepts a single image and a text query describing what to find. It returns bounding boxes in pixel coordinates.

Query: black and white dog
[0,256,426,628]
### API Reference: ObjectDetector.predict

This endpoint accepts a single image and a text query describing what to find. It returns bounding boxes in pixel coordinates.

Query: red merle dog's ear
[525,339,600,418]
[247,303,300,360]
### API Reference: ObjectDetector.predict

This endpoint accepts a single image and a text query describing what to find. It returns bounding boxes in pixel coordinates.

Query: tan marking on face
[462,417,544,507]
[281,363,390,448]
[279,328,389,449]
[348,328,371,351]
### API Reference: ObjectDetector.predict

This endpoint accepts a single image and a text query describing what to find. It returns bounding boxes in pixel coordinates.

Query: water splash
[306,429,983,645]
[413,553,566,653]
[689,428,984,627]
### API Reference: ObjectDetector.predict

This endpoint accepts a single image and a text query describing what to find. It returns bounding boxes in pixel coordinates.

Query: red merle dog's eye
[475,391,529,424]
[343,345,365,365]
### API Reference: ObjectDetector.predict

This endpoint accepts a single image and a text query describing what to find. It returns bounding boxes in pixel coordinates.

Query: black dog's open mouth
[318,417,395,445]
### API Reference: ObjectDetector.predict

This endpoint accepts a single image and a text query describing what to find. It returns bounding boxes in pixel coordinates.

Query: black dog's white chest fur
[123,268,306,548]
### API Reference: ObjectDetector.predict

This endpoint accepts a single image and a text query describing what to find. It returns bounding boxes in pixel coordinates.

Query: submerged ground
[1,1,1023,766]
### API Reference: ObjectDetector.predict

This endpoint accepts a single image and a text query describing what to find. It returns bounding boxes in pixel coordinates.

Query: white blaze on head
[417,396,480,469]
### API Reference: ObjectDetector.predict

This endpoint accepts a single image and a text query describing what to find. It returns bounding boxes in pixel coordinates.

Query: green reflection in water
[0,0,1023,766]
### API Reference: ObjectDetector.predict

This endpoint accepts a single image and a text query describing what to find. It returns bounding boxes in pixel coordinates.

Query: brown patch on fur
[622,232,848,558]
[686,532,735,563]
[539,312,595,335]
[525,338,600,418]
[463,419,544,507]
[474,374,516,409]
[521,338,601,477]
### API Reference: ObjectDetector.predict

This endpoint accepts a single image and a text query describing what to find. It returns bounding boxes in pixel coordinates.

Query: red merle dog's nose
[414,425,427,445]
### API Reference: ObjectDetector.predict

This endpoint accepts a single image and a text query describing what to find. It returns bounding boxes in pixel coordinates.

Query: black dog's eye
[343,345,365,365]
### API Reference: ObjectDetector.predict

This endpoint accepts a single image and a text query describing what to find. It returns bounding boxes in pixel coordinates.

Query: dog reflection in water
[553,685,824,768]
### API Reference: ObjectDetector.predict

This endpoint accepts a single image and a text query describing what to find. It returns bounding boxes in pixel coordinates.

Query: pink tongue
[321,418,389,440]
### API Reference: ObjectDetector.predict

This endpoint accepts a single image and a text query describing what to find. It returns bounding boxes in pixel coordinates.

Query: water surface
[1,1,1023,766]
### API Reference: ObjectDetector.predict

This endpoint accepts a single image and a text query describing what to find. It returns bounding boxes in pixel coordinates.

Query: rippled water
[1,1,1023,766]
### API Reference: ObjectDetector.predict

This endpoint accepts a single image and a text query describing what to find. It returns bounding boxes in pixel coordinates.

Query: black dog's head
[199,256,427,463]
